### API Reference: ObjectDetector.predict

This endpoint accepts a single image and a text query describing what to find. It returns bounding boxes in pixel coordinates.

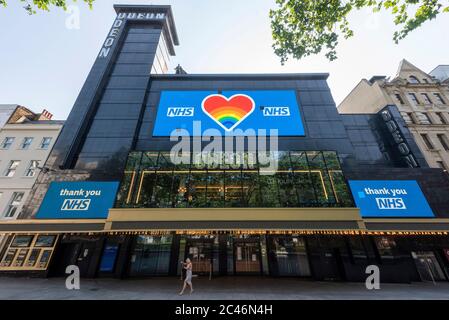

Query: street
[0,277,448,300]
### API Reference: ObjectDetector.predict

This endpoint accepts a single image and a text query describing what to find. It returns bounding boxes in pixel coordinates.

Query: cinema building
[1,4,449,283]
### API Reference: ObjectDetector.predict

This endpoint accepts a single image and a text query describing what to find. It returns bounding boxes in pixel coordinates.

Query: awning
[0,208,448,235]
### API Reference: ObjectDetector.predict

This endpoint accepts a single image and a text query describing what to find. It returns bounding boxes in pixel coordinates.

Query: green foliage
[270,0,449,63]
[0,0,94,15]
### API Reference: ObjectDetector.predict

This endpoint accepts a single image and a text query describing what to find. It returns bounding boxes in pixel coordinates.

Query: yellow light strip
[124,171,136,204]
[2,230,443,237]
[328,171,343,203]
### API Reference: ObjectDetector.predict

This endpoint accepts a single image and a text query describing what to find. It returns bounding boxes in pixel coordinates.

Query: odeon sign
[380,108,419,168]
[99,11,166,58]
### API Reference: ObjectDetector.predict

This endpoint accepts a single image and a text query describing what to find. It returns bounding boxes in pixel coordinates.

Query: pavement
[0,276,448,300]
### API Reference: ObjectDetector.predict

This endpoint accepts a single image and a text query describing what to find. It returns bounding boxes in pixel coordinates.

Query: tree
[0,0,94,15]
[270,0,449,63]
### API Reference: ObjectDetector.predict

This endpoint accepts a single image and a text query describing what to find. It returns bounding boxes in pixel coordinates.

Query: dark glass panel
[290,151,308,170]
[329,170,354,207]
[290,151,316,205]
[276,170,299,207]
[116,171,137,207]
[322,151,341,170]
[225,171,243,207]
[171,171,190,208]
[242,171,261,207]
[306,151,336,205]
[125,152,142,170]
[158,152,176,170]
[187,171,208,207]
[348,237,368,263]
[136,171,157,206]
[206,171,225,207]
[258,175,281,207]
[129,235,173,276]
[172,152,191,171]
[141,152,159,170]
[117,151,354,209]
[276,151,292,170]
[293,172,316,205]
[374,237,397,261]
[152,170,174,208]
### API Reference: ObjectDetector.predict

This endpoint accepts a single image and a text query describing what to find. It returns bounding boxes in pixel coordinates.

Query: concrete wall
[338,79,390,114]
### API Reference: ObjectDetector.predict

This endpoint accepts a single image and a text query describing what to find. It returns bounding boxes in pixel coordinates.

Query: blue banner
[152,90,305,136]
[348,180,434,218]
[36,181,119,219]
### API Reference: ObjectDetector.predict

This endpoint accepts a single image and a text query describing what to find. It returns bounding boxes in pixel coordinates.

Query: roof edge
[150,73,330,80]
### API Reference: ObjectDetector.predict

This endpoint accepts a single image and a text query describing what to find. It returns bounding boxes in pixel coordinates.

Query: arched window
[409,75,420,84]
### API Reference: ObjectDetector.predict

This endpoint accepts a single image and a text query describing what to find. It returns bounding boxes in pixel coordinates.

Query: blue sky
[0,0,448,120]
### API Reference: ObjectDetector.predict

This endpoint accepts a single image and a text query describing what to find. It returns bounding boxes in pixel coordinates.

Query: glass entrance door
[412,251,446,282]
[185,239,214,275]
[268,236,311,277]
[234,241,262,274]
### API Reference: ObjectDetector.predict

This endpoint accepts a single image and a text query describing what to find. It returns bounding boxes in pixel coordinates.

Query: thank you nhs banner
[36,181,119,219]
[348,180,434,218]
[152,90,305,136]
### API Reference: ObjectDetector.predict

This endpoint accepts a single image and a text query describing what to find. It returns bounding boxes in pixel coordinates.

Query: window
[34,235,56,248]
[408,93,420,105]
[437,134,449,151]
[40,137,52,149]
[10,235,33,247]
[348,237,368,263]
[20,137,33,150]
[436,112,448,124]
[1,137,15,149]
[434,93,446,105]
[374,237,397,260]
[407,113,417,124]
[129,235,173,276]
[0,234,58,270]
[24,160,40,177]
[4,192,24,218]
[409,76,420,84]
[437,161,447,171]
[394,93,405,104]
[422,112,433,124]
[421,93,432,104]
[116,151,354,209]
[4,160,20,177]
[421,134,434,150]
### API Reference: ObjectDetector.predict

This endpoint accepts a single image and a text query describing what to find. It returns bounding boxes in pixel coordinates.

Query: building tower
[48,5,179,178]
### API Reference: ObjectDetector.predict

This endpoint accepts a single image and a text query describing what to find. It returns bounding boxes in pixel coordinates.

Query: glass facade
[128,235,173,276]
[267,236,311,277]
[115,151,354,208]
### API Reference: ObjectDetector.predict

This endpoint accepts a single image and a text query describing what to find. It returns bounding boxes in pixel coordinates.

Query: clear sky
[0,0,448,120]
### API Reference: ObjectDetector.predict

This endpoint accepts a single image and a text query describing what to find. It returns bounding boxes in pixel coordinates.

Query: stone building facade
[338,59,449,170]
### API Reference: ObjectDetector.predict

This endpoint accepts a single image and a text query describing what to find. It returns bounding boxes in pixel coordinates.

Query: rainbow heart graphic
[201,94,255,132]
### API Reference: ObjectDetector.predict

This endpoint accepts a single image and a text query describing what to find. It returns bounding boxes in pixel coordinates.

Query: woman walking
[179,258,194,295]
